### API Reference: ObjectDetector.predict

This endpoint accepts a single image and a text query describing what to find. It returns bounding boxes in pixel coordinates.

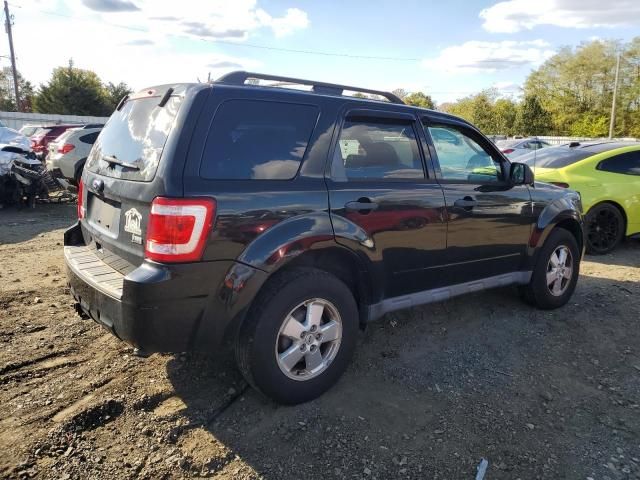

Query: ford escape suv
[64,72,584,404]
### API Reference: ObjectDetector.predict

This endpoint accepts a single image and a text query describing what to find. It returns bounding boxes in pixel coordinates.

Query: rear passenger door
[328,109,447,299]
[422,118,533,284]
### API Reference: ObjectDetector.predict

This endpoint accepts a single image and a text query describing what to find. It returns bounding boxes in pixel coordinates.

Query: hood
[0,128,31,152]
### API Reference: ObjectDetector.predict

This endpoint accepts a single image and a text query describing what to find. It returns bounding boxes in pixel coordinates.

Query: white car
[496,138,551,159]
[46,127,102,185]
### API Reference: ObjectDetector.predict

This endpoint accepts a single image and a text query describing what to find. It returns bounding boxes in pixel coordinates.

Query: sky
[6,0,640,104]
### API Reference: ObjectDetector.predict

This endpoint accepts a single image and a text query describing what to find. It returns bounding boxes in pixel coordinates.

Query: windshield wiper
[103,155,140,170]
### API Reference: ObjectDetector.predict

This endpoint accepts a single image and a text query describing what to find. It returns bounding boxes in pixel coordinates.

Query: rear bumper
[64,222,266,353]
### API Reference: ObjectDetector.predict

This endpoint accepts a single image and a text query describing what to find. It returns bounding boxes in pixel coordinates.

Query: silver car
[46,127,102,185]
[496,138,551,159]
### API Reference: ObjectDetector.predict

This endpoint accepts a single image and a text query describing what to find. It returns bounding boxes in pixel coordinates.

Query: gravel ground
[1,204,639,480]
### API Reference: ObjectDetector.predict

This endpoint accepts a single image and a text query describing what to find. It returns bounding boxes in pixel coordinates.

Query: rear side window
[200,100,318,180]
[332,120,423,180]
[79,132,99,144]
[597,151,640,176]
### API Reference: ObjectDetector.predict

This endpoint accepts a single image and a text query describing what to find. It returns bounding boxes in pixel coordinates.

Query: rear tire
[585,202,624,254]
[520,228,579,309]
[236,268,358,405]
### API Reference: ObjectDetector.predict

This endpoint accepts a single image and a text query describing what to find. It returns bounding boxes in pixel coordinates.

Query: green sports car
[520,141,640,254]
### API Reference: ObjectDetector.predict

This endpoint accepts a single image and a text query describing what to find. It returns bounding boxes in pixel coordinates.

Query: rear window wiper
[103,155,140,170]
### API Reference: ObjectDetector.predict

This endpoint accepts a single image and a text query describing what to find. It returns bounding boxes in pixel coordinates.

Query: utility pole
[608,52,621,139]
[3,0,19,112]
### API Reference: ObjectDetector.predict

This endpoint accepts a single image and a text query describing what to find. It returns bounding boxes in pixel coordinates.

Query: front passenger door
[423,120,534,284]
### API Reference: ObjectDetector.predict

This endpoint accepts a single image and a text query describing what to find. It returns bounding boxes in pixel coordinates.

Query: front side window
[597,151,640,176]
[426,125,503,182]
[332,119,423,180]
[200,100,318,180]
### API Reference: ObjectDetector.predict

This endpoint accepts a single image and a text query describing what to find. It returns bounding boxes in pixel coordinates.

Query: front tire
[521,228,580,309]
[236,268,358,405]
[585,203,624,254]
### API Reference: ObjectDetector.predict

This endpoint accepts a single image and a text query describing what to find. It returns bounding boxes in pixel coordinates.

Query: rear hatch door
[80,84,209,267]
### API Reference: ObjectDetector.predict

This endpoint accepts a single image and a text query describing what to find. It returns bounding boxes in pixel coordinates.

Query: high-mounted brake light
[502,148,515,154]
[145,197,216,263]
[77,179,85,219]
[59,143,75,154]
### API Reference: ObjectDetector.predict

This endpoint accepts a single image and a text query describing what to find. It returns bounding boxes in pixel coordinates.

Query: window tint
[597,151,640,176]
[332,120,423,180]
[427,125,502,182]
[200,100,318,180]
[79,132,99,144]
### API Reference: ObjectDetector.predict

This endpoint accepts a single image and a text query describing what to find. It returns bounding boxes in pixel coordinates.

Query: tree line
[437,37,640,137]
[0,60,132,117]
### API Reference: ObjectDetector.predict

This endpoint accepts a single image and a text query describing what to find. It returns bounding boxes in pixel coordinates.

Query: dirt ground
[1,204,639,480]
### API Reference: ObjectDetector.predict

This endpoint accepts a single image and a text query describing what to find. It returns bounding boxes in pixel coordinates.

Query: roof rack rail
[216,71,405,104]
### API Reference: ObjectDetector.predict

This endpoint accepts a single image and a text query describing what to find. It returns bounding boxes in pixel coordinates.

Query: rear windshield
[521,146,592,168]
[85,95,182,181]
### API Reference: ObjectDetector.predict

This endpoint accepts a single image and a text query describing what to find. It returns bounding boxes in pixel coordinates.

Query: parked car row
[18,122,104,187]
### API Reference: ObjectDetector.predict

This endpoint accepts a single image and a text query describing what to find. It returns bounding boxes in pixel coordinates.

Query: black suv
[64,72,584,404]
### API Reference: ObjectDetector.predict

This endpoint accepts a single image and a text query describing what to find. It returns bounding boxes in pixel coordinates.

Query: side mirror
[510,162,534,185]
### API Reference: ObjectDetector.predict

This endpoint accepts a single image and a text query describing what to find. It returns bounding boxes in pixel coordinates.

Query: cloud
[82,0,140,12]
[125,39,154,46]
[73,0,309,39]
[480,0,640,33]
[255,8,310,37]
[423,40,555,72]
[208,61,244,69]
[181,22,247,39]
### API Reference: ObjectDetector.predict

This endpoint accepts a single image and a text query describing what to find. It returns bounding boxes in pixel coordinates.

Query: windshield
[85,95,182,181]
[521,146,592,168]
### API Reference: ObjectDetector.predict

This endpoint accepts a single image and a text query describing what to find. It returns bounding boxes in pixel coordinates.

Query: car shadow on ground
[0,203,76,244]
[166,261,640,479]
[582,239,640,267]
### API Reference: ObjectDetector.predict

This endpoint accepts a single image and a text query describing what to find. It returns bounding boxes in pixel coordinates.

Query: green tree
[403,91,435,109]
[516,95,552,136]
[523,39,633,135]
[34,60,112,116]
[493,98,518,136]
[104,82,133,112]
[0,67,35,112]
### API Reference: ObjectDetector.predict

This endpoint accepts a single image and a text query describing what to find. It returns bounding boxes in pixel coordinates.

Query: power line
[29,8,422,62]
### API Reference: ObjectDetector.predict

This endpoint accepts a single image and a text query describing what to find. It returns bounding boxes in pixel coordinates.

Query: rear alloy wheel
[236,268,358,405]
[585,203,624,254]
[276,299,343,381]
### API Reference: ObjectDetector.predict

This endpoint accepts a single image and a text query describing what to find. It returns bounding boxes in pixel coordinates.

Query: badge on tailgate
[124,208,143,244]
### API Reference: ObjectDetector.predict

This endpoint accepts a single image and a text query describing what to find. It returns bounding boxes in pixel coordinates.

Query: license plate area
[88,194,121,238]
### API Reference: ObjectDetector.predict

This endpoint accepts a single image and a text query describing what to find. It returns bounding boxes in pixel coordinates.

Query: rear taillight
[550,182,570,188]
[77,179,85,219]
[58,143,75,154]
[145,197,216,263]
[502,148,515,154]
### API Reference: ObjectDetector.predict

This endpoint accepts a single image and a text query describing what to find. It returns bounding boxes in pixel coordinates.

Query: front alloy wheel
[546,245,573,296]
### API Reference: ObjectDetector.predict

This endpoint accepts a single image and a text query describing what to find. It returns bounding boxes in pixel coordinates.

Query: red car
[30,124,83,157]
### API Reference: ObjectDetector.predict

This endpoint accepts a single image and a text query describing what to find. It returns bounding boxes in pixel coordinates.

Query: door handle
[454,197,477,209]
[345,200,379,213]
